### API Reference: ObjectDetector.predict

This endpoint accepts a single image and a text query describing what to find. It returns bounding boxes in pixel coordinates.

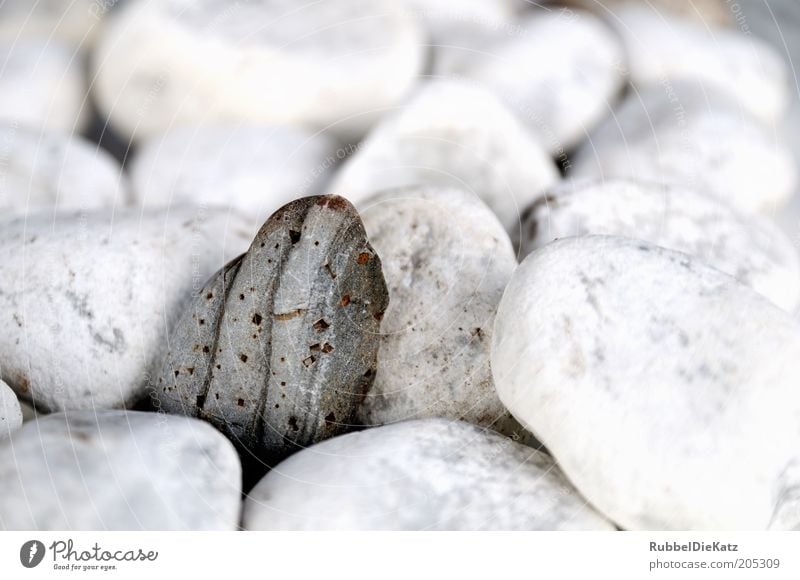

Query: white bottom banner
[0,532,798,579]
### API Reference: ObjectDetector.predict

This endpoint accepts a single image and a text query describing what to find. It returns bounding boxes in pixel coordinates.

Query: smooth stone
[129,124,340,231]
[0,0,104,49]
[0,124,127,215]
[357,186,520,434]
[156,196,388,461]
[492,235,800,530]
[519,178,800,310]
[0,41,89,132]
[0,381,22,437]
[0,207,251,411]
[243,419,614,530]
[330,79,559,236]
[93,0,424,142]
[459,9,626,155]
[570,82,797,214]
[610,7,789,124]
[0,410,241,530]
[554,0,733,25]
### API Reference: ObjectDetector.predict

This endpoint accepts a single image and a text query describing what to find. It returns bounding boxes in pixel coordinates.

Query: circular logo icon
[20,540,45,568]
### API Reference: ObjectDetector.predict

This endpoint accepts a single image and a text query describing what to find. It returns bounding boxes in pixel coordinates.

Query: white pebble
[357,186,518,433]
[0,207,251,411]
[520,178,800,310]
[331,79,559,235]
[0,0,104,50]
[492,235,800,529]
[244,419,614,530]
[93,0,424,142]
[570,82,797,214]
[0,381,22,438]
[0,410,241,530]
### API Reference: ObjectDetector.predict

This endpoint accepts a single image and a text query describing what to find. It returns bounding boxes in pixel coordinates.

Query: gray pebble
[156,196,389,462]
[0,380,22,438]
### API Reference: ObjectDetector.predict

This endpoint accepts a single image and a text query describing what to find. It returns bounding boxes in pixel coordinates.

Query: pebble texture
[0,207,251,411]
[0,410,241,530]
[356,187,521,435]
[0,41,89,132]
[520,178,800,310]
[130,124,339,230]
[610,7,788,123]
[156,196,388,461]
[570,82,797,214]
[460,9,626,154]
[492,235,800,530]
[93,0,424,141]
[0,381,22,438]
[243,419,614,530]
[331,79,559,236]
[0,124,127,216]
[0,0,105,49]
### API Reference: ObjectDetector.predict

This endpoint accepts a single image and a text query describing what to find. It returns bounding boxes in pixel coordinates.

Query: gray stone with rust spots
[493,235,800,529]
[243,419,614,530]
[0,207,251,412]
[0,410,241,530]
[156,195,389,461]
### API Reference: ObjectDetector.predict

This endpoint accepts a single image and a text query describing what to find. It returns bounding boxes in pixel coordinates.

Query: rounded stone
[156,196,389,462]
[243,419,614,530]
[0,0,106,49]
[0,380,22,438]
[554,0,733,26]
[357,186,521,435]
[331,79,559,237]
[492,235,800,530]
[0,124,127,216]
[460,9,626,154]
[520,178,800,310]
[570,81,797,214]
[0,41,89,132]
[92,0,424,141]
[0,207,251,411]
[0,410,241,530]
[129,124,340,231]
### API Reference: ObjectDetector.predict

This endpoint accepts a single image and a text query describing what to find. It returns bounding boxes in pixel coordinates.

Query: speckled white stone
[93,0,424,142]
[0,410,241,530]
[0,207,251,411]
[0,124,127,216]
[356,186,520,435]
[611,7,789,124]
[243,419,614,530]
[129,124,340,230]
[331,79,559,236]
[460,9,626,154]
[0,381,22,438]
[570,82,797,214]
[0,0,104,50]
[492,235,800,530]
[520,178,800,310]
[0,41,89,132]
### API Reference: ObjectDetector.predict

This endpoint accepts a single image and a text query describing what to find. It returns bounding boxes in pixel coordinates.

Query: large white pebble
[611,7,788,124]
[0,410,241,530]
[460,9,626,154]
[357,186,518,433]
[520,178,800,310]
[130,124,340,230]
[570,82,797,214]
[555,0,732,25]
[0,124,127,215]
[0,41,89,132]
[0,0,105,49]
[244,419,614,530]
[93,0,424,142]
[0,207,251,411]
[331,79,559,236]
[0,381,22,438]
[492,235,800,530]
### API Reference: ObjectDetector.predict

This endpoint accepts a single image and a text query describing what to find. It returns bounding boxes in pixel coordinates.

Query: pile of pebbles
[0,0,799,531]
